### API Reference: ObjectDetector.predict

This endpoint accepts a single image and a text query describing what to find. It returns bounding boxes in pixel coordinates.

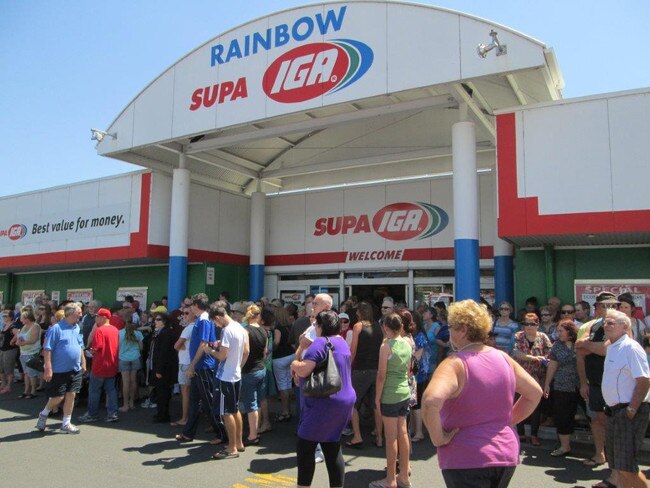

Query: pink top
[438,348,519,470]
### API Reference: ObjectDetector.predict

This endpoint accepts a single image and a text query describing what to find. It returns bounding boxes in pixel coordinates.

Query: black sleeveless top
[354,321,383,370]
[242,325,267,374]
[585,318,605,386]
[272,325,295,359]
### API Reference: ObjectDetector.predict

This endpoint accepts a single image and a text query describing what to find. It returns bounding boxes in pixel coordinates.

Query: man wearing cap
[576,292,620,475]
[231,302,248,326]
[601,309,650,488]
[36,303,86,433]
[79,308,120,423]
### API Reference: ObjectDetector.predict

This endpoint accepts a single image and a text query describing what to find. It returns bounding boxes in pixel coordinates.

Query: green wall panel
[5,262,249,307]
[514,247,650,310]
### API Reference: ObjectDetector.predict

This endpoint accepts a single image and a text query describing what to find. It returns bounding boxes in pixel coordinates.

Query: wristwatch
[626,406,637,415]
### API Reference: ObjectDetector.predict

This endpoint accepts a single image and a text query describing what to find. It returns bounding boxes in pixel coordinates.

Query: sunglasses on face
[381,306,392,310]
[540,313,551,317]
[524,322,539,326]
[155,317,163,322]
[183,312,191,316]
[561,310,574,314]
[340,319,349,323]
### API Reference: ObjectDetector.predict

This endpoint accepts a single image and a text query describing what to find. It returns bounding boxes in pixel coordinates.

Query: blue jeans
[87,373,118,417]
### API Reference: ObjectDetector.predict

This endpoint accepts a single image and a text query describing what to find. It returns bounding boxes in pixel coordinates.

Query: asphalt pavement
[1,390,648,488]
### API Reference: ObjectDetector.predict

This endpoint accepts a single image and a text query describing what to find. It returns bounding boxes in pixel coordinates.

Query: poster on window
[574,280,650,317]
[21,290,45,306]
[67,289,93,304]
[281,291,306,306]
[0,291,4,305]
[116,287,148,311]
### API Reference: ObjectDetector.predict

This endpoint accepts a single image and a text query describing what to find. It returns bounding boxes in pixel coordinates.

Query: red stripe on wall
[496,113,650,237]
[266,252,348,266]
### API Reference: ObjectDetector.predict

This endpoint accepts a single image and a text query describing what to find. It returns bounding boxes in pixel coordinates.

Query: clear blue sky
[1,0,648,198]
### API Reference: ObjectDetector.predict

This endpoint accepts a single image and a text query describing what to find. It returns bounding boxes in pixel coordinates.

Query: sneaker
[141,399,151,408]
[104,414,118,423]
[148,402,158,409]
[60,423,80,434]
[36,413,48,431]
[78,413,100,423]
[315,445,324,463]
[342,427,353,436]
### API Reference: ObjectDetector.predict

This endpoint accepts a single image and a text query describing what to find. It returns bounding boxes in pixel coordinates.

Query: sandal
[410,435,424,443]
[368,480,395,488]
[244,437,260,446]
[274,413,292,422]
[345,440,364,449]
[209,437,226,445]
[583,457,606,467]
[211,450,239,460]
[550,448,571,457]
[175,434,193,442]
[18,393,29,399]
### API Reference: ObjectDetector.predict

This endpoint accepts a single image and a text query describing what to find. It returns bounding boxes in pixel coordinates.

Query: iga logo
[313,202,449,241]
[262,39,373,103]
[8,224,27,240]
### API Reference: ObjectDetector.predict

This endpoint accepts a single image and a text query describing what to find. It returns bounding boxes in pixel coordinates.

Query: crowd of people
[1,290,649,488]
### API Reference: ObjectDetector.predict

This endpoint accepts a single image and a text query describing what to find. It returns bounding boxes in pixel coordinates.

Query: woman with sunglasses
[539,306,557,341]
[492,302,519,354]
[512,313,552,445]
[543,319,579,457]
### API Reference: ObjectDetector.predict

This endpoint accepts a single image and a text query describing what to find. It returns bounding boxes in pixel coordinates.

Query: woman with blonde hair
[423,300,542,488]
[240,303,268,444]
[16,310,42,399]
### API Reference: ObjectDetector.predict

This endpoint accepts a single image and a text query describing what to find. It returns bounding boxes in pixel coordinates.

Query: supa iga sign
[314,202,449,241]
[262,39,373,103]
[190,6,374,110]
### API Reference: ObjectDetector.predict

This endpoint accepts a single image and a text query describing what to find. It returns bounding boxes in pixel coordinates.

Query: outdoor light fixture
[477,30,507,58]
[90,128,117,142]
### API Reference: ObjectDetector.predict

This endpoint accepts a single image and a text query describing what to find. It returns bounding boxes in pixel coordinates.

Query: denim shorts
[380,398,410,418]
[19,354,41,378]
[239,368,267,413]
[177,363,191,386]
[119,359,141,372]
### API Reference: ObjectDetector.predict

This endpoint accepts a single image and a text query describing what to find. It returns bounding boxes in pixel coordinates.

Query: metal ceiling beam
[506,74,528,105]
[188,153,259,179]
[263,145,494,179]
[449,83,496,142]
[185,94,456,155]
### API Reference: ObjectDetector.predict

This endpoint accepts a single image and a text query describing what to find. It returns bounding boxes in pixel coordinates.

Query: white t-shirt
[177,323,193,365]
[217,320,246,382]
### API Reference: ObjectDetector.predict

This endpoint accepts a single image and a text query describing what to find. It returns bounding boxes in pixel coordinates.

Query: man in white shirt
[602,309,650,488]
[203,301,249,460]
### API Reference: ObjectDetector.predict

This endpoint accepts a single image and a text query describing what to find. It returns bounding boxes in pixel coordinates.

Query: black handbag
[302,337,342,398]
[26,355,45,373]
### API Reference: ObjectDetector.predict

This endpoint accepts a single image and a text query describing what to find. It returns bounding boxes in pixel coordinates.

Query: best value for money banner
[0,203,131,248]
[574,280,650,317]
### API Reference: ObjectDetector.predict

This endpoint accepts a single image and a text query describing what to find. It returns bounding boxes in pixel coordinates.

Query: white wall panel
[149,173,173,246]
[608,93,650,211]
[188,184,220,251]
[268,194,306,255]
[521,100,611,214]
[341,185,386,252]
[386,5,460,93]
[218,191,250,254]
[478,173,495,245]
[132,70,175,147]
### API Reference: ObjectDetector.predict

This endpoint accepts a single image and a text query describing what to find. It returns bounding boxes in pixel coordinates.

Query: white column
[167,154,190,310]
[249,190,266,300]
[452,120,480,300]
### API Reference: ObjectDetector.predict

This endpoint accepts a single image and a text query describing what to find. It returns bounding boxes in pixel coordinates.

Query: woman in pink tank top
[422,299,543,488]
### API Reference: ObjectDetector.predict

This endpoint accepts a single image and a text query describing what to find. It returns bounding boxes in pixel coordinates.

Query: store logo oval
[8,224,27,240]
[372,202,449,241]
[262,39,373,103]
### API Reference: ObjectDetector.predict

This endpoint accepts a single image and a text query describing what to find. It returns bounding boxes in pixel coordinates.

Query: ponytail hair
[243,304,261,324]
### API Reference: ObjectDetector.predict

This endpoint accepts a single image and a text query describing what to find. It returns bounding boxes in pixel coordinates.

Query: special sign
[189,6,374,110]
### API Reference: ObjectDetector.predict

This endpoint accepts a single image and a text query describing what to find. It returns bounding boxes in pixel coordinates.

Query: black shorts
[380,399,410,418]
[588,384,606,414]
[46,370,83,398]
[351,369,377,410]
[214,378,241,416]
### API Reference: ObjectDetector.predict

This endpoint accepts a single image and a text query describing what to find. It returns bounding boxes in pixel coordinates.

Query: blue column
[452,120,480,301]
[167,163,190,311]
[494,180,514,306]
[249,190,265,300]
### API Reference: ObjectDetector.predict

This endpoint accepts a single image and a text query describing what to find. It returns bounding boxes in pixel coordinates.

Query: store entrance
[349,284,405,309]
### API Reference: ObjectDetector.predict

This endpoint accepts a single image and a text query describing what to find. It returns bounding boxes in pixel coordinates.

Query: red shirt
[91,324,119,377]
[109,315,125,331]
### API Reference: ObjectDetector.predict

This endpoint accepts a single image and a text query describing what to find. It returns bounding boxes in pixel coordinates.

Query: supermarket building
[1,1,649,312]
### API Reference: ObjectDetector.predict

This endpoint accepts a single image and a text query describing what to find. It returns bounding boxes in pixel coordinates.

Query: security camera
[477,30,507,58]
[90,128,116,142]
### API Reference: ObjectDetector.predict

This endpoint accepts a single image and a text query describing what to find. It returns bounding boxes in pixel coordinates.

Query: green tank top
[381,338,412,404]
